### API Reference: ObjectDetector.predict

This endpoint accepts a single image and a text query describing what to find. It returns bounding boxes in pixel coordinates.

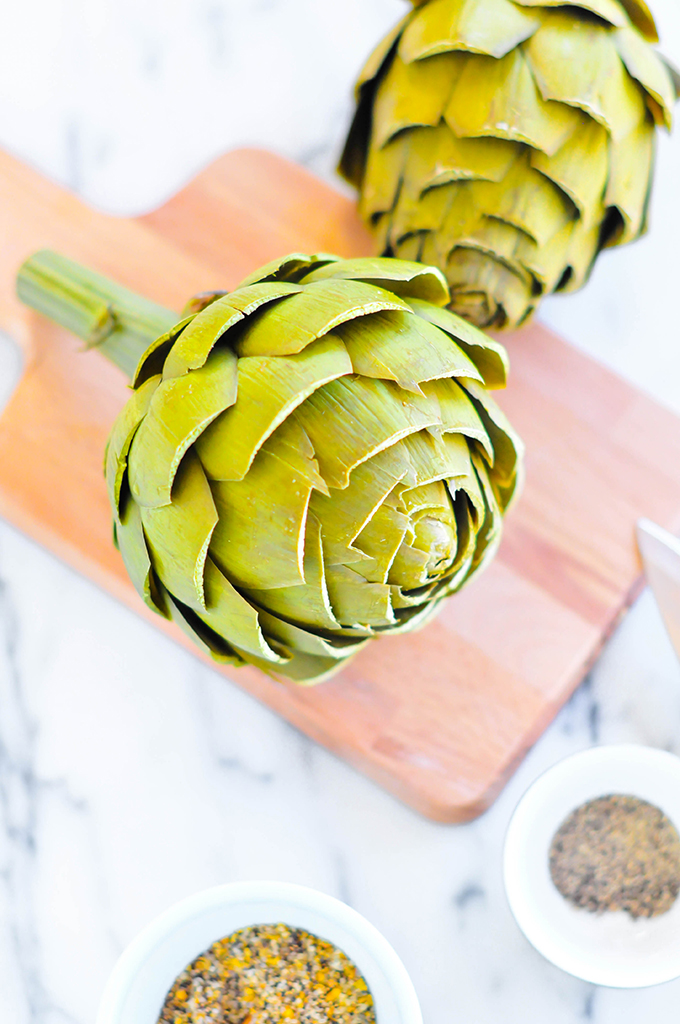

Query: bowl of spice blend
[95,880,423,1024]
[503,745,680,987]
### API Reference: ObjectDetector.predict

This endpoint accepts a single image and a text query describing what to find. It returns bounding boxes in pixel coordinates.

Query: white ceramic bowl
[504,745,680,988]
[96,881,423,1024]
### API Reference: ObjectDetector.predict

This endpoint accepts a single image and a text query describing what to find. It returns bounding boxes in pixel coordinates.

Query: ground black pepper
[157,922,376,1023]
[549,794,680,919]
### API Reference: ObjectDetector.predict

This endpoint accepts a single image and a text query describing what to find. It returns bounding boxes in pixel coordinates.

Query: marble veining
[1,1,680,1021]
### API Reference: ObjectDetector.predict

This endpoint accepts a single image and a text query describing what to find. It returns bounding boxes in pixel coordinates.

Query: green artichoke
[340,0,680,329]
[17,250,523,683]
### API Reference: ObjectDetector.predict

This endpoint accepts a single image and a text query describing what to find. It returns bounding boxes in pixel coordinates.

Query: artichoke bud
[340,0,679,329]
[17,250,524,684]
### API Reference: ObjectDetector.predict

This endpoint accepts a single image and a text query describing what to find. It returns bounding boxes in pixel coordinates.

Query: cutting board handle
[0,147,217,358]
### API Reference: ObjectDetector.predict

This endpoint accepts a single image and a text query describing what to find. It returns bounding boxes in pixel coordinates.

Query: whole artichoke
[18,251,523,683]
[340,0,679,329]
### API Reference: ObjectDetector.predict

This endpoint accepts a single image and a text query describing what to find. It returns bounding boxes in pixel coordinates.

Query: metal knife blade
[637,518,680,662]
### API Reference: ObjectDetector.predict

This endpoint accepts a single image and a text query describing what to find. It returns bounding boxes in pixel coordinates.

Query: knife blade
[637,518,680,661]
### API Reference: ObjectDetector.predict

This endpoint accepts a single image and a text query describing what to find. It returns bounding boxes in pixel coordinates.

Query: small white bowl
[504,745,680,988]
[95,881,423,1024]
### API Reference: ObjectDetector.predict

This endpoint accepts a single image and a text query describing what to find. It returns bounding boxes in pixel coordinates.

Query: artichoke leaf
[338,308,483,393]
[196,333,352,482]
[450,468,485,530]
[257,610,370,660]
[387,539,432,590]
[394,234,426,263]
[359,135,409,219]
[422,378,492,457]
[196,557,285,664]
[459,377,524,485]
[128,346,238,508]
[140,450,218,611]
[389,579,438,609]
[373,51,469,149]
[325,563,396,628]
[561,209,605,284]
[605,118,655,242]
[450,486,479,568]
[115,493,168,618]
[164,591,247,668]
[410,299,508,387]
[397,479,453,517]
[264,650,348,685]
[437,551,476,595]
[420,182,495,262]
[467,155,576,247]
[235,279,411,357]
[388,499,457,589]
[132,316,194,388]
[531,118,609,221]
[351,10,413,100]
[618,0,659,42]
[235,253,339,289]
[525,11,647,141]
[444,46,583,156]
[614,26,675,129]
[385,597,445,634]
[243,513,343,632]
[494,461,525,511]
[468,452,503,571]
[209,421,327,591]
[445,246,533,327]
[515,218,576,292]
[402,429,473,486]
[352,503,411,584]
[296,376,441,490]
[105,374,160,517]
[162,283,302,379]
[512,0,628,27]
[310,444,412,565]
[439,212,536,277]
[400,0,540,62]
[403,124,518,191]
[300,256,450,306]
[394,179,455,238]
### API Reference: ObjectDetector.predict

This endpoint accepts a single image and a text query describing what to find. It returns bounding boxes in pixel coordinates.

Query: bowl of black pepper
[503,745,680,987]
[95,881,422,1024]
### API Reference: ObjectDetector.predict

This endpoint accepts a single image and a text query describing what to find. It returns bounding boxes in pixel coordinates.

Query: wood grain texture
[0,146,679,821]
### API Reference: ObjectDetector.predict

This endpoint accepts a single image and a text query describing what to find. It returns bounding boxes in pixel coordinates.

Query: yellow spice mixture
[157,923,376,1024]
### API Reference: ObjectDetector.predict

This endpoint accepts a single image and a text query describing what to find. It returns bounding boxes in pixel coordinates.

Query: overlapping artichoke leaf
[299,256,450,305]
[243,512,346,634]
[340,0,677,328]
[114,490,168,619]
[105,374,160,517]
[196,333,351,481]
[399,0,541,62]
[209,417,328,591]
[162,283,303,378]
[196,558,287,666]
[106,253,523,683]
[234,252,340,289]
[163,590,247,669]
[128,345,238,508]
[140,450,217,611]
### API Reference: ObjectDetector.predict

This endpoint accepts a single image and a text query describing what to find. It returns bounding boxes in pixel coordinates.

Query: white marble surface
[1,2,680,1022]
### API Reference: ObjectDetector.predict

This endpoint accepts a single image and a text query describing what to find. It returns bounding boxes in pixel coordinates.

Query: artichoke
[340,0,680,329]
[17,250,523,683]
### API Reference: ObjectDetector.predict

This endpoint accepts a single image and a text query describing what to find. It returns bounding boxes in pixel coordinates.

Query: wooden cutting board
[1,146,679,822]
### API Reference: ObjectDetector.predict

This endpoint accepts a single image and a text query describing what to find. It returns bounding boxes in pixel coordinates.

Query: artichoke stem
[16,250,177,379]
